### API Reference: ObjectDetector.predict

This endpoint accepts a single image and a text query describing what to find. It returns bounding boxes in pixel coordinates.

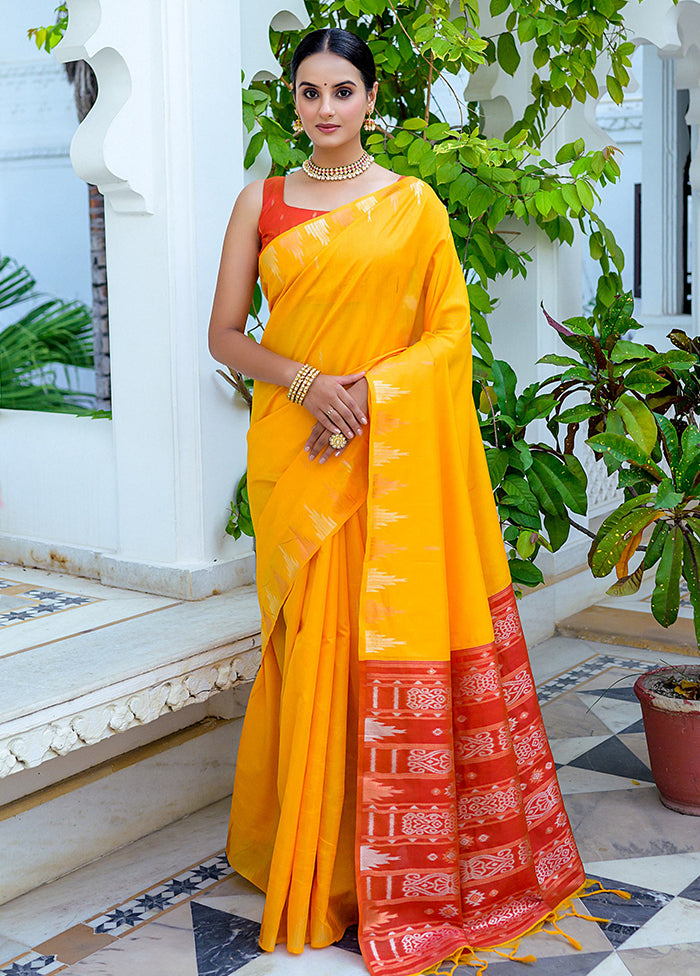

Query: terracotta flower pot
[634,666,700,816]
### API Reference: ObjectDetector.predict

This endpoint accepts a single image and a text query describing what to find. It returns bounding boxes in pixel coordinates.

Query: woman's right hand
[301,371,368,441]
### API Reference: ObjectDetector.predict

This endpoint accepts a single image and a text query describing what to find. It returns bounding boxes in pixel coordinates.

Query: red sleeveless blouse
[258,177,328,253]
[258,175,405,251]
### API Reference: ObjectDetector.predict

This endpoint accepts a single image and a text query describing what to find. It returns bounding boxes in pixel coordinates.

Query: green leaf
[243,130,265,169]
[508,556,543,587]
[575,180,595,211]
[497,32,521,74]
[625,368,670,395]
[491,360,517,419]
[682,531,700,647]
[651,526,683,627]
[606,74,624,105]
[655,414,681,468]
[537,354,581,368]
[586,433,662,475]
[544,510,570,551]
[403,117,427,131]
[467,184,495,219]
[590,507,660,577]
[557,403,600,424]
[532,452,588,515]
[653,477,684,511]
[526,460,565,517]
[610,339,653,363]
[485,447,508,488]
[513,440,533,471]
[615,394,657,455]
[643,520,670,570]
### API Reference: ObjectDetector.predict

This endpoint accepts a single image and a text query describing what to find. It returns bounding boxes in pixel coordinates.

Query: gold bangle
[287,364,319,404]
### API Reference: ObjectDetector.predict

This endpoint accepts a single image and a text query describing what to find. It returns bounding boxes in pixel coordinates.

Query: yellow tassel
[581,878,632,900]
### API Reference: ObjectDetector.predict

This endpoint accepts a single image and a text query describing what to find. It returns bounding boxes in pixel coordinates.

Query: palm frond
[0,254,95,412]
[0,255,36,310]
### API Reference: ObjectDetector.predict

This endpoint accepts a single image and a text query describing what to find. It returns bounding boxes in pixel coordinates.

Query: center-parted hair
[290,28,377,94]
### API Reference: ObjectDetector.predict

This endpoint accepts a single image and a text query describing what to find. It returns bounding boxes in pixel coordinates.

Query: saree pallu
[226,176,585,976]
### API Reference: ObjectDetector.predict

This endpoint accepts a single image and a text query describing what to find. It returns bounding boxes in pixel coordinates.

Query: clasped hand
[302,372,369,464]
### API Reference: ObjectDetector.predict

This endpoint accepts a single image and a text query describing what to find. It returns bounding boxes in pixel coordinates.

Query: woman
[209,27,585,976]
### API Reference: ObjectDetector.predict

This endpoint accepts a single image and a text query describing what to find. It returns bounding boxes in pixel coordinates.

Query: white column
[56,0,253,598]
[641,48,688,318]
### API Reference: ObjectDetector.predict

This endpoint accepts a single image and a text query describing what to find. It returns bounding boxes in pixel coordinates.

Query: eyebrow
[298,80,357,88]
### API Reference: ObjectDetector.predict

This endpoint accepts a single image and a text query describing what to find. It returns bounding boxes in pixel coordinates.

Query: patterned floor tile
[584,854,700,898]
[583,876,674,949]
[470,952,612,976]
[191,903,263,975]
[619,897,700,949]
[618,942,700,975]
[566,736,654,784]
[585,955,633,976]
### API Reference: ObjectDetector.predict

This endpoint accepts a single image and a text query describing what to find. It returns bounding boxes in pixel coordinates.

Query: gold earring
[292,112,303,135]
[364,112,376,132]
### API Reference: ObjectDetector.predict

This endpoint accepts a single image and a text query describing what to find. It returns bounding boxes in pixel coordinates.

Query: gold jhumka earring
[363,112,377,132]
[292,112,303,135]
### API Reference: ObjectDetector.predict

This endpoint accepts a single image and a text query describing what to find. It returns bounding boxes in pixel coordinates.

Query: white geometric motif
[460,848,515,882]
[403,872,458,897]
[402,810,456,836]
[472,894,539,932]
[463,889,486,906]
[513,727,547,766]
[401,930,440,954]
[534,840,577,884]
[502,669,534,707]
[524,781,560,827]
[454,731,495,760]
[364,719,403,741]
[458,667,500,700]
[493,611,520,646]
[408,748,452,775]
[458,785,520,821]
[406,686,449,711]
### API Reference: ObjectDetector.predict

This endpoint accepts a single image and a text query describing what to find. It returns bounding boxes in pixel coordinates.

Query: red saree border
[355,584,584,976]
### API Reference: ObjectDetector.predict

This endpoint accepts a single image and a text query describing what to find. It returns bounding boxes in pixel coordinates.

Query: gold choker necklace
[302,151,374,182]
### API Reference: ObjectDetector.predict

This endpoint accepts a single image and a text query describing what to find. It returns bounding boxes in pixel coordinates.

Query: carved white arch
[54,0,154,213]
[240,2,308,84]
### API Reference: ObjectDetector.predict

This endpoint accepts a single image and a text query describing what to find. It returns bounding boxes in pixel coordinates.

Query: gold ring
[329,432,347,450]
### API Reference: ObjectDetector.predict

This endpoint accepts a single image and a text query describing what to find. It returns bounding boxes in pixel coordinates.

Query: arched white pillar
[49,0,255,597]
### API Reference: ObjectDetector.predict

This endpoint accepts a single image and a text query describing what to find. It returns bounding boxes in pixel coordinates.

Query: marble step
[0,583,261,782]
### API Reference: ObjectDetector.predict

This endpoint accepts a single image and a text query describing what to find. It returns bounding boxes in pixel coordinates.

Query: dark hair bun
[291,28,376,93]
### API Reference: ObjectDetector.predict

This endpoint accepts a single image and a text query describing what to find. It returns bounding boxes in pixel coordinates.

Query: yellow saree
[226,176,585,976]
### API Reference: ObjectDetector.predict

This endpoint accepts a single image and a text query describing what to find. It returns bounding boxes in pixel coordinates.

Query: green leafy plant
[537,294,700,641]
[0,256,95,413]
[27,3,68,52]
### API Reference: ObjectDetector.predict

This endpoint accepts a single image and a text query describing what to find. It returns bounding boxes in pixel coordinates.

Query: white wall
[0,0,91,309]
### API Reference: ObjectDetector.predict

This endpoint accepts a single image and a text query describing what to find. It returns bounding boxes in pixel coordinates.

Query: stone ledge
[0,585,261,778]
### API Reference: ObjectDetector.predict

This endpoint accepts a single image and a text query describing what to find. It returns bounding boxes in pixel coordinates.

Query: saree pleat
[226,177,584,976]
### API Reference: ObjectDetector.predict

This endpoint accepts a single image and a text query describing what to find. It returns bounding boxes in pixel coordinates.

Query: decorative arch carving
[54,0,154,213]
[240,1,308,84]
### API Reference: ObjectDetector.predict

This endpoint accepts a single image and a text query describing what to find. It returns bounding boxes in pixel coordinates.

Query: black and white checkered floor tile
[2,653,700,976]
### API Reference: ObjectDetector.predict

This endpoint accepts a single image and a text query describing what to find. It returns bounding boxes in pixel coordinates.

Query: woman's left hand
[305,377,368,464]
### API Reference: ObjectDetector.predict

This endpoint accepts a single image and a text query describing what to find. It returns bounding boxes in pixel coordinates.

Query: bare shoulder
[369,162,402,190]
[231,178,265,223]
